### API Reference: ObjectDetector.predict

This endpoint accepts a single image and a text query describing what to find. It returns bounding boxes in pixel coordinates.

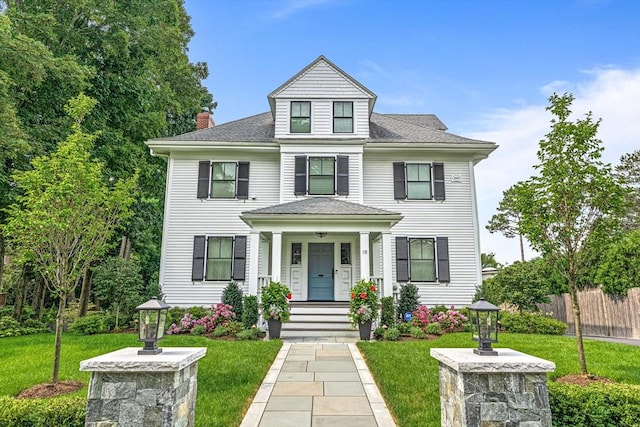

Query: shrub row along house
[145,56,497,335]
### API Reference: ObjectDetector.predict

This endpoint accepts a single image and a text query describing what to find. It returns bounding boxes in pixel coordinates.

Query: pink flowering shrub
[410,305,468,333]
[165,304,236,335]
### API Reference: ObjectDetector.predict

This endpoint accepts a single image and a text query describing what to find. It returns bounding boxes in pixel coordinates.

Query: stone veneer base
[80,347,206,427]
[430,348,555,427]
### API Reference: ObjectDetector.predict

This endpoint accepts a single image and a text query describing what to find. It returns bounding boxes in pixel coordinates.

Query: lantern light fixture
[136,297,170,355]
[468,298,500,356]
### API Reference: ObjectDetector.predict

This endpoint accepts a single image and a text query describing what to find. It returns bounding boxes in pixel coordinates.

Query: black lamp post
[468,298,500,356]
[136,297,170,355]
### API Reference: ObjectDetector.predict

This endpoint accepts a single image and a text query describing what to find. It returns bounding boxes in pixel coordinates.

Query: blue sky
[184,0,640,264]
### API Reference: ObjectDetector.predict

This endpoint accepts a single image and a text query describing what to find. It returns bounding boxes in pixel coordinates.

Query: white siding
[161,152,280,307]
[274,99,369,138]
[363,152,481,306]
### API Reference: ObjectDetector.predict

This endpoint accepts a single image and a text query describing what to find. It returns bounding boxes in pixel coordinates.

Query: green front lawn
[358,333,640,427]
[0,333,282,427]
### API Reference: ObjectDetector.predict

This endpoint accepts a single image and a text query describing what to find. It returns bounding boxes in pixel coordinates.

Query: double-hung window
[409,238,436,282]
[294,155,349,196]
[206,237,233,280]
[291,101,311,133]
[406,164,432,199]
[197,161,249,199]
[211,162,236,198]
[395,236,450,283]
[192,235,247,281]
[393,162,445,201]
[309,157,335,195]
[333,101,353,133]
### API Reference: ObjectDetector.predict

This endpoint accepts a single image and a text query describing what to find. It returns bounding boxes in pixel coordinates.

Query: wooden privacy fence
[538,287,640,339]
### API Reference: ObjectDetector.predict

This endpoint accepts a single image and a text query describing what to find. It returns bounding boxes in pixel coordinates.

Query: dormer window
[333,101,353,133]
[290,101,311,133]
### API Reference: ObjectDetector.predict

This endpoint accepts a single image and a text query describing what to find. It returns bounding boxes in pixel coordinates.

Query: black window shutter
[197,161,210,199]
[433,162,445,201]
[436,236,450,282]
[236,162,250,199]
[192,236,206,281]
[294,155,307,195]
[336,155,349,195]
[232,235,247,280]
[393,162,406,200]
[396,236,409,282]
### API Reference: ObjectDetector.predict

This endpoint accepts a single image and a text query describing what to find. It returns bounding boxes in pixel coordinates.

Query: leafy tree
[481,252,503,269]
[503,93,626,375]
[482,259,554,311]
[92,256,145,329]
[4,1,213,306]
[487,182,530,262]
[596,229,640,296]
[616,149,640,231]
[2,94,137,383]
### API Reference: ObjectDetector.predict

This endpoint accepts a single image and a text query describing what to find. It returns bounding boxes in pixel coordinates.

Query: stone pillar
[430,348,555,427]
[80,347,207,427]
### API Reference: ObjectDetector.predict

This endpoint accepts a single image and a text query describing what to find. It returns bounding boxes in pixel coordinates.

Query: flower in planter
[349,279,380,326]
[260,281,292,323]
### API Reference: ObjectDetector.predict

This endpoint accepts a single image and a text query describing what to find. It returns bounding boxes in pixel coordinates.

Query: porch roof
[241,198,402,228]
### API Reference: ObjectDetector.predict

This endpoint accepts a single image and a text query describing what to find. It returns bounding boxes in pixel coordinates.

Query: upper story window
[197,161,249,199]
[393,162,445,201]
[406,164,432,199]
[290,101,311,133]
[295,155,349,196]
[309,157,335,195]
[211,162,236,198]
[333,101,353,133]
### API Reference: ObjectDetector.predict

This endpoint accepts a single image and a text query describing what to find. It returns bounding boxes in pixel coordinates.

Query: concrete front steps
[280,302,359,338]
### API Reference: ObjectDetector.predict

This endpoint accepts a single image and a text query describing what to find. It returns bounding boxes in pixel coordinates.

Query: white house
[146,56,497,334]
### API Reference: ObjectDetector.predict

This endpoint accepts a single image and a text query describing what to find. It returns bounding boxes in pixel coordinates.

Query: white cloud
[271,0,335,19]
[470,67,640,265]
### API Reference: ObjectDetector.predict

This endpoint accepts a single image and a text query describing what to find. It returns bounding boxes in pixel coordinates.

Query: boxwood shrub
[0,396,85,427]
[549,382,640,426]
[500,311,567,335]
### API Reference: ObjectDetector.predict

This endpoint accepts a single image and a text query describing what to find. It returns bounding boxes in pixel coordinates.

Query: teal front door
[308,243,334,301]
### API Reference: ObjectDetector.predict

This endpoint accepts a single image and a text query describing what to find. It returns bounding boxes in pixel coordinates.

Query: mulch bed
[554,374,615,386]
[17,380,84,399]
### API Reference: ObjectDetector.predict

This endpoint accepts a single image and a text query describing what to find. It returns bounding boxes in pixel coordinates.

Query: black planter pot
[267,318,282,339]
[358,320,372,340]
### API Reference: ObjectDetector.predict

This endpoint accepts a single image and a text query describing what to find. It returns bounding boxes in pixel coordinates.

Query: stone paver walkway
[240,338,396,427]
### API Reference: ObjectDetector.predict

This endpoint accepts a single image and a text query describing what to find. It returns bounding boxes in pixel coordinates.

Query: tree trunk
[32,276,46,320]
[52,293,67,383]
[518,234,525,262]
[78,269,92,317]
[12,267,28,321]
[0,232,5,287]
[119,236,132,260]
[569,282,588,375]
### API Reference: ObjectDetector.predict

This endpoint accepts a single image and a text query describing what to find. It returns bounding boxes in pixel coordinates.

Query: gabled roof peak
[267,55,377,118]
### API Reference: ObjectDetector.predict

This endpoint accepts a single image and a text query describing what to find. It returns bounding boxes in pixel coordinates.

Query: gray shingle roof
[150,111,492,145]
[243,197,399,216]
[382,114,447,131]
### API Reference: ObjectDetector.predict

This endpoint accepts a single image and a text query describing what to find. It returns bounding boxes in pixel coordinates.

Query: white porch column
[248,232,260,295]
[359,232,370,281]
[382,232,393,297]
[271,232,282,282]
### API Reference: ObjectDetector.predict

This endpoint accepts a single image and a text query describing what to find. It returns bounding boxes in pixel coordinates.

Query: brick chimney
[196,107,215,130]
